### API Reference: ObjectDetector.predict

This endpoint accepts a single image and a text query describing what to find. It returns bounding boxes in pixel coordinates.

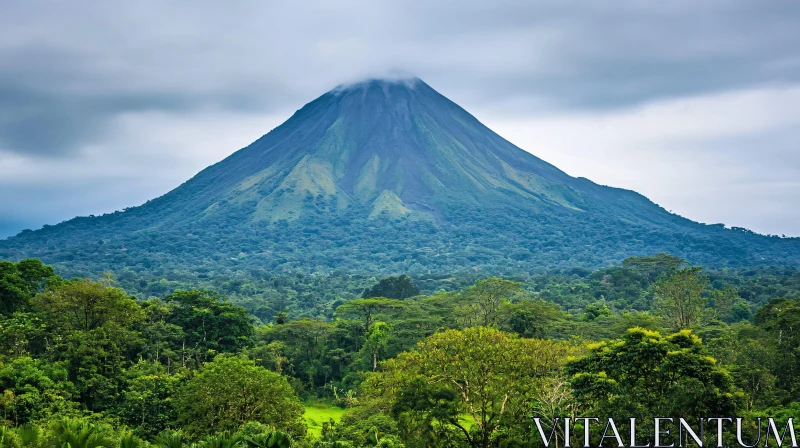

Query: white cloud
[482,86,800,235]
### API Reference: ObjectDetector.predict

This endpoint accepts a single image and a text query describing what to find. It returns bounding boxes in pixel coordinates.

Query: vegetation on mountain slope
[2,79,798,290]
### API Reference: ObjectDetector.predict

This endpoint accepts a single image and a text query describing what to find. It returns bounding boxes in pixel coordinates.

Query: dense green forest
[1,254,799,447]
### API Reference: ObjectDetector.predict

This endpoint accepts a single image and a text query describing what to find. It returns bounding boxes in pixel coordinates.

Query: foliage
[652,267,710,329]
[175,355,305,438]
[0,357,76,426]
[31,279,143,334]
[116,361,182,439]
[0,257,797,447]
[0,259,56,316]
[566,327,742,443]
[366,327,568,448]
[362,276,420,300]
[164,290,253,361]
[334,299,405,332]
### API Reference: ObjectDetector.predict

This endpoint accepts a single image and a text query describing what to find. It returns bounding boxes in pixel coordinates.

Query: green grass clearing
[304,401,347,439]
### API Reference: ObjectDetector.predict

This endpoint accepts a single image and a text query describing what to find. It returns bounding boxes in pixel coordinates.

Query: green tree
[30,280,144,411]
[165,290,253,363]
[459,278,525,328]
[175,355,305,438]
[369,327,568,448]
[363,276,420,300]
[136,299,185,371]
[567,328,741,443]
[261,319,337,388]
[62,328,129,411]
[505,299,567,339]
[361,322,391,371]
[755,298,800,399]
[0,357,76,426]
[621,253,686,282]
[31,280,143,334]
[335,299,404,332]
[0,313,47,357]
[0,259,56,316]
[711,285,744,323]
[652,267,709,329]
[117,361,182,439]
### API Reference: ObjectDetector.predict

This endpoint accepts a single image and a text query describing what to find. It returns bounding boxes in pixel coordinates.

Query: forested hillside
[1,254,798,447]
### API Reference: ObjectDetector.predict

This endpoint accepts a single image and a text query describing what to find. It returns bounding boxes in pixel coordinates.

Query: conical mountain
[1,78,798,284]
[120,78,663,223]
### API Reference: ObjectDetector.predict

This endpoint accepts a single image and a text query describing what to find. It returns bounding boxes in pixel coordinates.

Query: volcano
[1,78,798,285]
[113,78,657,223]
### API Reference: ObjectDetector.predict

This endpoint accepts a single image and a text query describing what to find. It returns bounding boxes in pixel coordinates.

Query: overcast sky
[1,1,799,238]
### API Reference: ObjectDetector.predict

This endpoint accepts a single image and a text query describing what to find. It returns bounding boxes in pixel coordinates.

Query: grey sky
[1,0,799,237]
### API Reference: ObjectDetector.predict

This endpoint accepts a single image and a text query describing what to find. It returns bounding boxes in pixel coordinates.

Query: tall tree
[567,328,740,444]
[652,266,709,329]
[164,290,253,362]
[31,280,143,333]
[459,278,526,328]
[335,298,405,332]
[0,259,56,316]
[362,321,391,371]
[0,356,76,426]
[117,360,181,438]
[622,253,686,280]
[369,327,567,448]
[363,275,420,300]
[175,355,305,438]
[755,298,800,398]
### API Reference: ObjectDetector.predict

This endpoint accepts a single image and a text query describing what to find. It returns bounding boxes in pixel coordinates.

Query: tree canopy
[175,355,305,438]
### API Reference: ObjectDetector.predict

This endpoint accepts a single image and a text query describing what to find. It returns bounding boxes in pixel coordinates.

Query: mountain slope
[1,78,798,290]
[115,78,666,224]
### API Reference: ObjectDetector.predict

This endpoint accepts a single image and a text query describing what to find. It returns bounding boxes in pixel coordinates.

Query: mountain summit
[1,78,798,285]
[129,77,658,223]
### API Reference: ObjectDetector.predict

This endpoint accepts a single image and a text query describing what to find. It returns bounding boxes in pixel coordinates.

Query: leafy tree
[31,280,143,334]
[608,311,665,337]
[361,322,391,371]
[261,319,340,389]
[458,278,525,328]
[581,302,612,321]
[136,299,185,370]
[504,299,567,339]
[175,355,305,438]
[363,276,420,300]
[116,361,182,439]
[0,259,56,316]
[755,298,800,399]
[368,327,568,448]
[62,328,130,411]
[652,267,709,329]
[0,313,47,357]
[708,324,781,410]
[335,299,404,332]
[0,357,76,426]
[567,328,741,443]
[164,290,253,363]
[29,281,145,412]
[621,253,686,282]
